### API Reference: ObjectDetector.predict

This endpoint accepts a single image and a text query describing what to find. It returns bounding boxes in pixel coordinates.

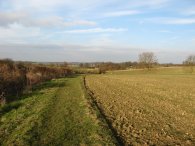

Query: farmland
[1,67,195,145]
[86,68,195,145]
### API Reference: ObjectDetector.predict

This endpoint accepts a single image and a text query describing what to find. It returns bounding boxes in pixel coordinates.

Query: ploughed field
[86,72,195,145]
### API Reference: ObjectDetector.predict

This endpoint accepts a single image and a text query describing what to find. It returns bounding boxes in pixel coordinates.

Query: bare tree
[138,52,157,70]
[183,55,195,73]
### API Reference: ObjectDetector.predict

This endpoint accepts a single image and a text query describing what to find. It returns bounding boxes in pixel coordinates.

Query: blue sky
[0,0,195,63]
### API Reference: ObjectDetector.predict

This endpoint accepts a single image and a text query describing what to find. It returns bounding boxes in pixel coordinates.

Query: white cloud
[31,0,98,8]
[181,7,195,16]
[0,23,41,44]
[165,18,195,25]
[126,0,170,9]
[62,20,96,27]
[0,11,96,27]
[184,10,195,15]
[8,0,114,12]
[87,35,117,46]
[0,11,28,26]
[3,0,171,20]
[60,28,128,33]
[104,10,140,17]
[0,0,194,63]
[147,17,195,25]
[30,18,96,27]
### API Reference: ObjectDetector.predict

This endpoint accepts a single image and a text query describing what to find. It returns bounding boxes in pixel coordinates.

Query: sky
[0,0,195,63]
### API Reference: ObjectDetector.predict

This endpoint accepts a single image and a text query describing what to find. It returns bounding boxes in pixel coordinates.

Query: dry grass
[86,71,195,145]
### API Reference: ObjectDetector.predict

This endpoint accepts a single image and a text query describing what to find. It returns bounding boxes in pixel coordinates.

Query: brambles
[0,60,27,102]
[0,59,72,103]
[86,72,195,145]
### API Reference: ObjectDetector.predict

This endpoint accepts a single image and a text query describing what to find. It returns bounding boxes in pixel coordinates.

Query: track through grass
[0,76,117,146]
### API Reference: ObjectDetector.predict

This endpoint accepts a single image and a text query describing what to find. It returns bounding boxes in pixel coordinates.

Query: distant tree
[183,55,195,73]
[62,62,68,67]
[138,52,157,70]
[79,63,84,68]
[98,67,106,74]
[79,63,91,68]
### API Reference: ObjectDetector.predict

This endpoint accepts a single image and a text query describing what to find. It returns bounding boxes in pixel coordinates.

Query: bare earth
[86,74,195,145]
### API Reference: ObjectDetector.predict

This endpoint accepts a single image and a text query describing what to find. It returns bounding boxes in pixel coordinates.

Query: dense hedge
[0,59,72,103]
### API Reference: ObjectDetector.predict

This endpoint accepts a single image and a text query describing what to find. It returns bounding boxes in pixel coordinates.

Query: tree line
[79,52,195,72]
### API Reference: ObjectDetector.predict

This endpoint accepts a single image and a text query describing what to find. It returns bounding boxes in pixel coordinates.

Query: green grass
[0,81,57,146]
[0,76,117,146]
[72,67,100,74]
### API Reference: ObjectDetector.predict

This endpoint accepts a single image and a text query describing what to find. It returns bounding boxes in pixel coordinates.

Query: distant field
[107,66,195,75]
[86,68,195,145]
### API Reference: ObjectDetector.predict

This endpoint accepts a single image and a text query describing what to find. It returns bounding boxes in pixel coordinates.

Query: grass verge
[0,76,117,146]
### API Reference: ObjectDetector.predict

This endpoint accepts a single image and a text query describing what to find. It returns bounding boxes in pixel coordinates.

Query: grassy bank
[0,76,117,145]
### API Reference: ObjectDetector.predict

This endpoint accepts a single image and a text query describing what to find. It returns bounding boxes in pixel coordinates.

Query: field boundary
[83,76,125,146]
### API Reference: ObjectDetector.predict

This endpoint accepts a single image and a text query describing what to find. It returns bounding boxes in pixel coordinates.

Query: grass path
[0,76,117,146]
